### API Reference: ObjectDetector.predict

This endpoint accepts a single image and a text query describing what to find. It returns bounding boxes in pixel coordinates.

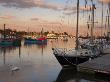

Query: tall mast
[41,28,43,37]
[107,4,110,36]
[75,0,79,50]
[108,5,110,32]
[27,27,29,36]
[3,24,6,40]
[91,2,96,43]
[101,2,103,37]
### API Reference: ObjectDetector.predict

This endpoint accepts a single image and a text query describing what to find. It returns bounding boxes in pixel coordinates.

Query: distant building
[47,33,58,39]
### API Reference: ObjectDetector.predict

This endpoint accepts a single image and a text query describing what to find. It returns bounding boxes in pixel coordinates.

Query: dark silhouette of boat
[52,45,101,67]
[0,24,21,46]
[55,68,110,82]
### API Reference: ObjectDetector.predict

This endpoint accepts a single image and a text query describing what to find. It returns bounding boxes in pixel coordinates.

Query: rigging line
[107,8,110,33]
[83,0,88,17]
[62,52,78,66]
[101,2,104,37]
[59,15,65,33]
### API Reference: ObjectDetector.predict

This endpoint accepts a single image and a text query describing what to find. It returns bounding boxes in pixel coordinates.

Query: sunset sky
[0,0,110,35]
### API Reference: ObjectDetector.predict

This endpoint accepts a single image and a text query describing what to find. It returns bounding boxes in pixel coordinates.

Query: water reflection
[24,42,47,56]
[18,46,21,58]
[37,44,47,55]
[55,68,110,82]
[0,39,109,82]
[0,45,21,65]
[3,48,6,65]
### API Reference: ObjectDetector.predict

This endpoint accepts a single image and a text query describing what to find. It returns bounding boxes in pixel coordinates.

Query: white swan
[9,65,20,71]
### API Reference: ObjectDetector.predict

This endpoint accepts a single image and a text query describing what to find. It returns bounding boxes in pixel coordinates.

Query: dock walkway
[78,48,110,75]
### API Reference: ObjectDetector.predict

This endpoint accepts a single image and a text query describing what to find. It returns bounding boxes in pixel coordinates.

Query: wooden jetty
[78,50,110,75]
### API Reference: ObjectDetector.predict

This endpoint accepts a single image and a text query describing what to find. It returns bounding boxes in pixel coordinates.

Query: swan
[9,65,20,71]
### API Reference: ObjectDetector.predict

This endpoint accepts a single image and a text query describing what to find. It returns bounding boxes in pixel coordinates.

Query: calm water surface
[0,39,109,82]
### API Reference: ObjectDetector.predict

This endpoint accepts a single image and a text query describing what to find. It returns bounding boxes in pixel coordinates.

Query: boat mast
[3,24,6,40]
[107,3,110,37]
[41,28,43,37]
[101,2,103,38]
[108,5,110,33]
[91,1,96,43]
[75,0,79,50]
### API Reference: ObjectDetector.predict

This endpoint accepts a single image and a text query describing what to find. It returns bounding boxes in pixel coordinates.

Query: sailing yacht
[52,0,101,67]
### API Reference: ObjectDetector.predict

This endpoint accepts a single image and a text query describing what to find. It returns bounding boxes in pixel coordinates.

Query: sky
[0,0,110,35]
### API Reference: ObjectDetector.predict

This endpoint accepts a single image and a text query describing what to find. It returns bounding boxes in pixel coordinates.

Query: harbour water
[0,39,109,82]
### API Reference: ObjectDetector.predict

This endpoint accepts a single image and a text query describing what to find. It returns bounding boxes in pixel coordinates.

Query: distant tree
[44,31,49,36]
[0,29,3,34]
[51,31,54,34]
[64,32,68,35]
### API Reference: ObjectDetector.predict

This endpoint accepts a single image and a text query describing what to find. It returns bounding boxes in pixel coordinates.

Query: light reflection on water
[0,38,109,82]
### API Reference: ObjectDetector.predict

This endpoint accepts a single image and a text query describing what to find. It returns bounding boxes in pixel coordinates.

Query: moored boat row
[0,24,21,47]
[24,36,47,45]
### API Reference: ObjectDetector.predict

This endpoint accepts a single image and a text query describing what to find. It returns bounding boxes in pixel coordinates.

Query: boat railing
[52,47,67,55]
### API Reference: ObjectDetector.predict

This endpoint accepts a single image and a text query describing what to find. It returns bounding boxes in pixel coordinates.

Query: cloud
[80,6,91,11]
[30,17,51,25]
[31,17,39,21]
[63,6,92,15]
[0,0,63,10]
[0,14,15,19]
[0,0,39,8]
[35,2,63,10]
[98,0,110,3]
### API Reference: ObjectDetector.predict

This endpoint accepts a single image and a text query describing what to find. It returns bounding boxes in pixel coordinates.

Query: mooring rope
[61,51,77,66]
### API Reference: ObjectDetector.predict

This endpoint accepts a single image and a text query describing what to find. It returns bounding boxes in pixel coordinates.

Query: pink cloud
[0,0,63,10]
[31,17,39,21]
[63,5,92,15]
[0,14,15,19]
[98,0,110,3]
[80,6,92,11]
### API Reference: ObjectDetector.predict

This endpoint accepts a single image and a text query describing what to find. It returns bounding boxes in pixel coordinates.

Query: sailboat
[52,0,101,67]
